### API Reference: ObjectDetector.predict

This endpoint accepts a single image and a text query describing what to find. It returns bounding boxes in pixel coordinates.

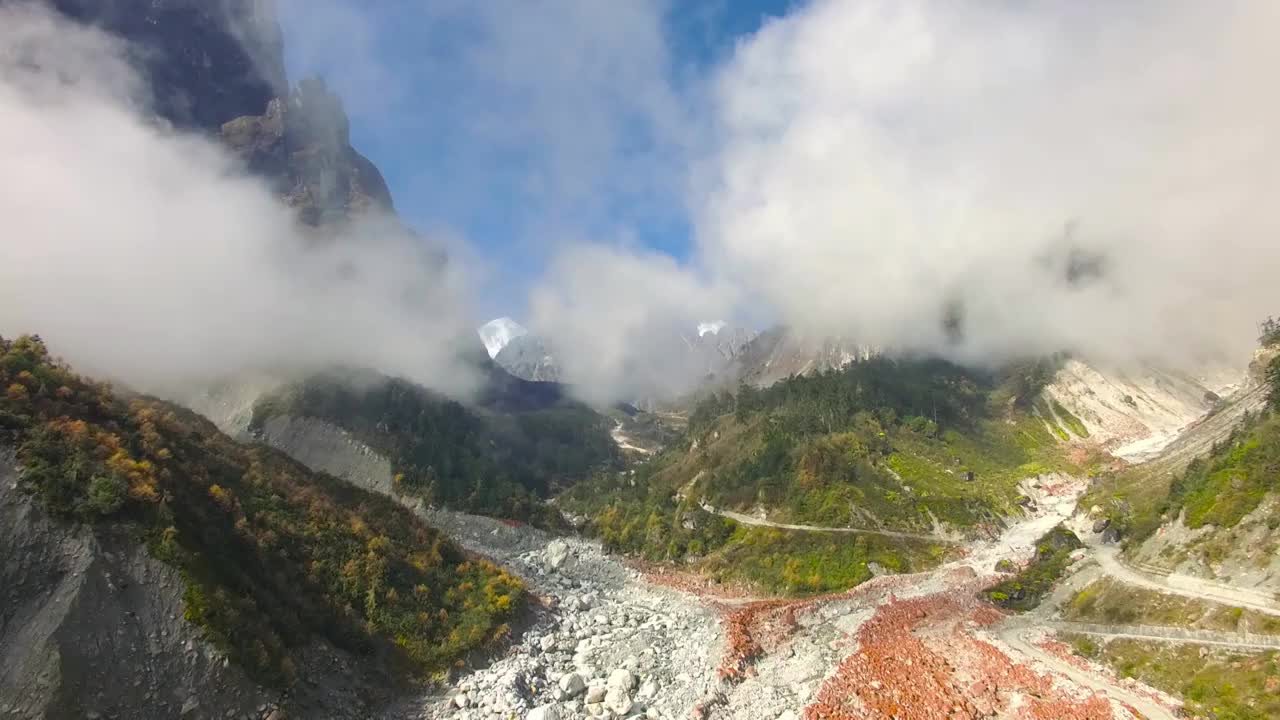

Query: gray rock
[636,678,659,700]
[546,540,572,571]
[558,673,587,698]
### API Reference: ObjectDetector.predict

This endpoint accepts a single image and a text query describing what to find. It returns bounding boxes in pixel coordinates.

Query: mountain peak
[697,321,727,337]
[478,317,528,358]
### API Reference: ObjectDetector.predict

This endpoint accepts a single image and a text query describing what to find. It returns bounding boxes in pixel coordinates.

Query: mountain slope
[0,335,524,714]
[494,333,561,383]
[1045,358,1243,461]
[246,367,618,520]
[39,0,287,132]
[721,327,877,389]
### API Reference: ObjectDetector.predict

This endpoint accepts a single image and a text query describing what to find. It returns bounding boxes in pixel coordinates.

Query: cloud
[0,4,480,397]
[698,0,1280,366]
[528,243,734,405]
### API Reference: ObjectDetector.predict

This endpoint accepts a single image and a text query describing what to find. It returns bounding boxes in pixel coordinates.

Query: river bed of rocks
[387,508,723,720]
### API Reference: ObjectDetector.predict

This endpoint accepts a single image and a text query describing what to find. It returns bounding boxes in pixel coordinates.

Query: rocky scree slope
[1045,357,1244,461]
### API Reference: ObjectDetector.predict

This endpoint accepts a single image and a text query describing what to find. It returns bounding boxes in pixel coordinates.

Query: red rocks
[802,590,1120,720]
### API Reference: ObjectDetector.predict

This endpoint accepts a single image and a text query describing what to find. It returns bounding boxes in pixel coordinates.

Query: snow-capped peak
[697,321,727,337]
[478,317,528,359]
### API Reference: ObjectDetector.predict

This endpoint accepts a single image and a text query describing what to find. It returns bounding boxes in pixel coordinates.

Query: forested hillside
[559,356,1080,594]
[249,369,619,521]
[676,357,1081,531]
[0,335,523,686]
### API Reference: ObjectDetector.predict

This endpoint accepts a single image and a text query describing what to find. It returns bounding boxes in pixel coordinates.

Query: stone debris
[390,476,1177,720]
[412,510,721,720]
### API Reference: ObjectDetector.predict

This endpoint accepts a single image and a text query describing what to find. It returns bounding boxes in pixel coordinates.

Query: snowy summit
[478,317,528,359]
[696,321,727,337]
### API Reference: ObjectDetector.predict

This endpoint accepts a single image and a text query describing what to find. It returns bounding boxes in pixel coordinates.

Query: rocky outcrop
[221,77,394,226]
[42,0,286,131]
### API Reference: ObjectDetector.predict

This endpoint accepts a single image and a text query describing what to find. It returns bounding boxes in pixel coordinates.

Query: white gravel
[393,506,723,720]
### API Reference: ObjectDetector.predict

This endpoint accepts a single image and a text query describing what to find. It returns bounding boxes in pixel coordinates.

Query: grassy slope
[1167,413,1280,530]
[1065,574,1280,719]
[645,380,1085,536]
[1067,638,1280,720]
[1080,408,1280,548]
[1,336,523,687]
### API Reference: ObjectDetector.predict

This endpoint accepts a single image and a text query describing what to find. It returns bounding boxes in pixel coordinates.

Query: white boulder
[604,686,633,716]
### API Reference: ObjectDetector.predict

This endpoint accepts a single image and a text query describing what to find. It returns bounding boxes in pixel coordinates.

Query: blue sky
[277,0,799,320]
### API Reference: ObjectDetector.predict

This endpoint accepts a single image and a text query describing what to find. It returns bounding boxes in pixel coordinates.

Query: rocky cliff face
[39,0,394,229]
[221,77,394,226]
[43,0,286,131]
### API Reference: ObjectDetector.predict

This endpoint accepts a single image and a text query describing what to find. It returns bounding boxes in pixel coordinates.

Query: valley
[172,344,1276,720]
[3,2,1279,719]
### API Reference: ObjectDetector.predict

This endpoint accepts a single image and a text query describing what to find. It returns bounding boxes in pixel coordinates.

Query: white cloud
[698,0,1280,366]
[528,243,734,404]
[0,5,480,397]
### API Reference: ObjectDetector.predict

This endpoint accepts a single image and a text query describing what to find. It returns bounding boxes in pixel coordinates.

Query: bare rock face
[221,77,395,226]
[40,0,286,131]
[34,0,394,230]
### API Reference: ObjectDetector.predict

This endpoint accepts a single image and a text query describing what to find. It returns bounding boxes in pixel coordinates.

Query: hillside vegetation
[249,369,618,521]
[561,356,1078,595]
[0,335,523,687]
[1084,338,1280,546]
[671,357,1081,533]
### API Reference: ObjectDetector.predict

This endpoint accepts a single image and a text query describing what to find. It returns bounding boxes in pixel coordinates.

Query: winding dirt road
[1089,542,1280,617]
[699,504,962,544]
